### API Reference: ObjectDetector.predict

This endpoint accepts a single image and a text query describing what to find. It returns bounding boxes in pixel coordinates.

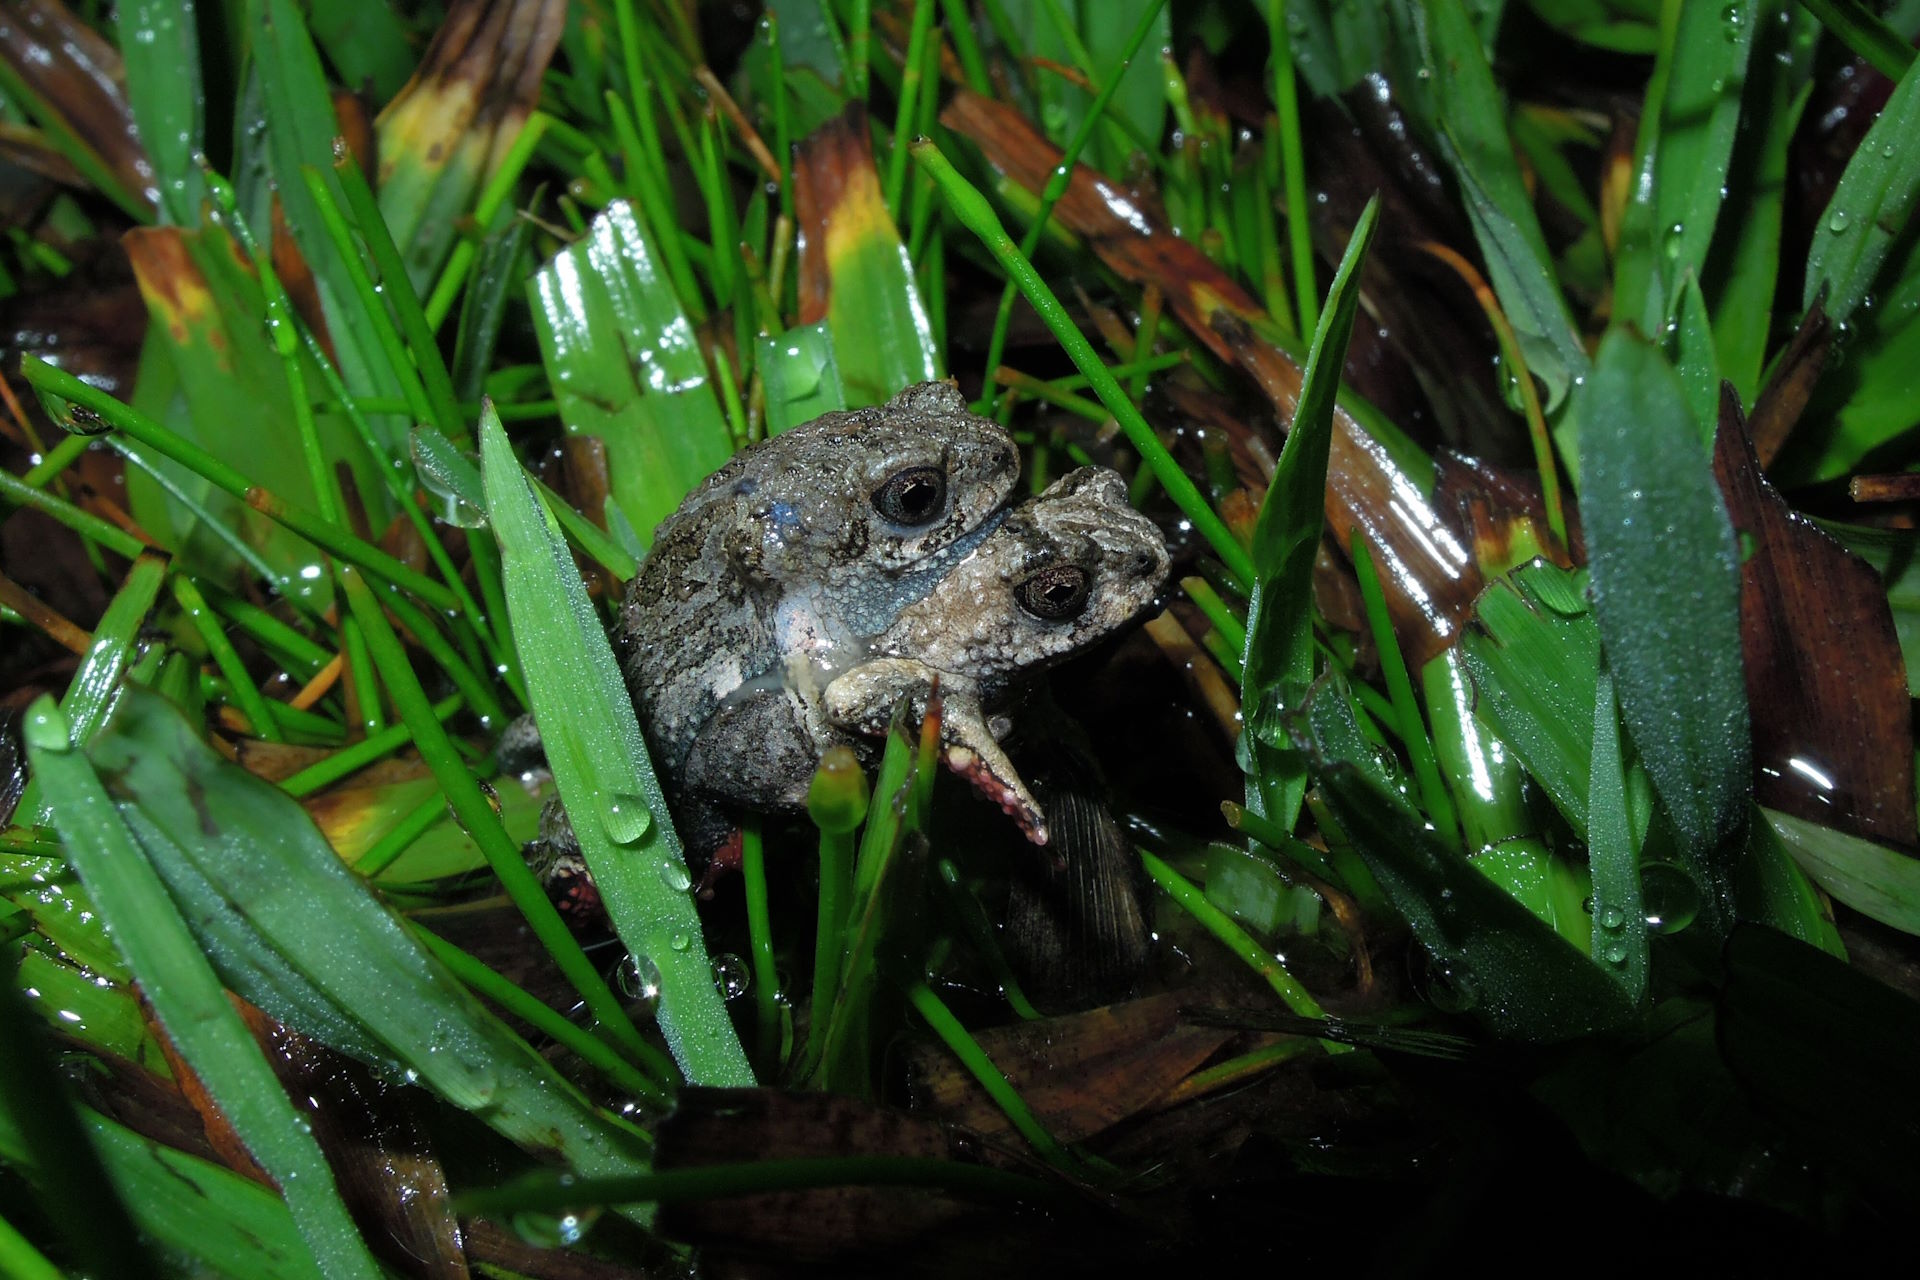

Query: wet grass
[2,0,1920,1273]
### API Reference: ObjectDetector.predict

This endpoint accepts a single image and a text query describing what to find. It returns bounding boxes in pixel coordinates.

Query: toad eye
[1014,565,1092,620]
[872,466,947,526]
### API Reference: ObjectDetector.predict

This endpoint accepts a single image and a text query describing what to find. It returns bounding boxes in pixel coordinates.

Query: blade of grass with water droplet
[83,685,666,1166]
[1803,44,1920,326]
[119,227,380,607]
[1459,562,1602,836]
[247,0,409,455]
[1612,0,1758,335]
[529,200,735,545]
[114,0,205,226]
[1706,6,1815,403]
[1576,327,1748,934]
[1306,756,1636,1042]
[24,696,385,1280]
[480,402,754,1087]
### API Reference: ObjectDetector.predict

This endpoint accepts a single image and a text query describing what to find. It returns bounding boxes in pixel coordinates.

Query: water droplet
[711,953,750,1000]
[1640,861,1701,934]
[1599,906,1625,930]
[658,860,692,893]
[1663,221,1684,259]
[669,932,691,952]
[511,1211,587,1248]
[1603,941,1629,964]
[1828,209,1851,233]
[618,954,662,1006]
[599,794,651,844]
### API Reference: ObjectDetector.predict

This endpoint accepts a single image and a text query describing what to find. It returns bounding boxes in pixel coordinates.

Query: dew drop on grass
[599,793,651,844]
[511,1211,585,1249]
[618,954,662,1009]
[658,859,693,893]
[711,953,750,1000]
[669,932,691,953]
[1599,905,1626,930]
[1828,209,1850,233]
[1640,861,1702,934]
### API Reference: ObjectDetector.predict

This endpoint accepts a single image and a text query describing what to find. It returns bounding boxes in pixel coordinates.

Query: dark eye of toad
[1014,565,1092,620]
[872,466,947,526]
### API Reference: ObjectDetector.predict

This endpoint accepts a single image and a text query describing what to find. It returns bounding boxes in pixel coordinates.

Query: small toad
[611,381,1020,856]
[593,385,1168,871]
[821,466,1169,843]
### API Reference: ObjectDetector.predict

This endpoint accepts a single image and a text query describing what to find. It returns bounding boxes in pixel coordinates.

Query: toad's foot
[823,658,1047,844]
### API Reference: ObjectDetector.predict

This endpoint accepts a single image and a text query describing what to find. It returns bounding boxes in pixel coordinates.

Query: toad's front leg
[822,658,1048,845]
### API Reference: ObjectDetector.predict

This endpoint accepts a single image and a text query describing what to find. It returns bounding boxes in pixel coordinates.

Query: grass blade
[529,200,735,543]
[1576,328,1748,932]
[1802,49,1920,326]
[24,697,384,1280]
[1240,195,1379,833]
[85,687,664,1169]
[114,0,206,226]
[479,402,754,1086]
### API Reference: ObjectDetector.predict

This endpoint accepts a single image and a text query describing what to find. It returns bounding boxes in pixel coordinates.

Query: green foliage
[1241,197,1379,833]
[1577,329,1749,932]
[4,0,1920,1265]
[480,403,752,1086]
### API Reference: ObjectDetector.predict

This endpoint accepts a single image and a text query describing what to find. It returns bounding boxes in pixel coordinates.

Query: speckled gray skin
[822,466,1169,842]
[611,381,1020,854]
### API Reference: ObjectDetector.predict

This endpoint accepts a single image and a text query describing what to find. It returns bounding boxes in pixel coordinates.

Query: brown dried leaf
[903,993,1232,1144]
[1713,385,1917,848]
[653,1089,1014,1263]
[0,0,154,214]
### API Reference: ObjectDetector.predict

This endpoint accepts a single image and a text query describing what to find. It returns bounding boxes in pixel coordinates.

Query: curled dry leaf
[1713,385,1917,849]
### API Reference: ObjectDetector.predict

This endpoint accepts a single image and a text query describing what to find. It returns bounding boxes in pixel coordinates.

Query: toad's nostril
[1128,550,1158,577]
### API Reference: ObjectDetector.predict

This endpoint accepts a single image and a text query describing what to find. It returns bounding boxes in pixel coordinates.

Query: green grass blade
[1800,0,1917,79]
[912,139,1255,585]
[85,687,663,1171]
[246,0,409,456]
[0,962,158,1280]
[1587,668,1650,1001]
[1308,758,1636,1042]
[1612,0,1758,335]
[28,1109,325,1280]
[1458,563,1602,836]
[1707,8,1816,403]
[23,356,453,611]
[114,0,206,226]
[1240,195,1379,833]
[528,200,735,543]
[1576,328,1748,933]
[1406,0,1589,414]
[1802,49,1920,325]
[305,0,414,102]
[23,698,384,1280]
[479,403,754,1086]
[59,552,168,751]
[1763,807,1920,937]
